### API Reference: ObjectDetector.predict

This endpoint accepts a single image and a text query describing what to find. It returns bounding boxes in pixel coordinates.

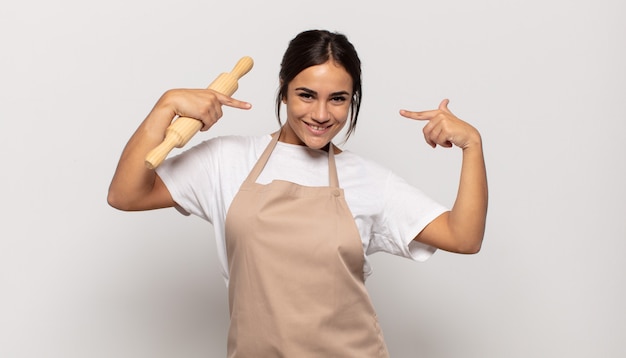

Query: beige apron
[224,132,390,357]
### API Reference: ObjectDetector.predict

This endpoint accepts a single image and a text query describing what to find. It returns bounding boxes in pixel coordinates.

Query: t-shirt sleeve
[155,140,217,222]
[371,171,449,262]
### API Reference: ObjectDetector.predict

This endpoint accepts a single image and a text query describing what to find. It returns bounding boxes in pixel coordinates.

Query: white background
[1,0,624,357]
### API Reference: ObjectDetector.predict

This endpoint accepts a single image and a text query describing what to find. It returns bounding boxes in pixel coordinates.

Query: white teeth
[308,124,327,130]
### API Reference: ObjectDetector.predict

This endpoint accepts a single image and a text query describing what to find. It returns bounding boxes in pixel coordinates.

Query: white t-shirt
[157,134,448,285]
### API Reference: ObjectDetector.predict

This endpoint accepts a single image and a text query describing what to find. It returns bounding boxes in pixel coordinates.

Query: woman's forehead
[289,61,353,93]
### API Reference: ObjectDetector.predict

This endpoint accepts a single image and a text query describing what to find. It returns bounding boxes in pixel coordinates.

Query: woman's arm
[107,89,251,211]
[400,99,488,254]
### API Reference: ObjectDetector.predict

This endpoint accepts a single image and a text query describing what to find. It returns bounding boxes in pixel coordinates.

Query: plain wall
[1,0,624,357]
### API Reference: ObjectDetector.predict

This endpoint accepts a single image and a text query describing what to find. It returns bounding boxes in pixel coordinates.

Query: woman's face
[280,60,353,150]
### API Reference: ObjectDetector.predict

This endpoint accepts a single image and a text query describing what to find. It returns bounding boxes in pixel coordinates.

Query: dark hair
[275,29,362,140]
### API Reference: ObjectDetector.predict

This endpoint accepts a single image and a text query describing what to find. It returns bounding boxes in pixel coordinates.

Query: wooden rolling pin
[145,56,254,169]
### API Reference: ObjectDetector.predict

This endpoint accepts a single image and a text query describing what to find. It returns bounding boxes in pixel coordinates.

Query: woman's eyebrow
[295,87,350,96]
[294,87,315,94]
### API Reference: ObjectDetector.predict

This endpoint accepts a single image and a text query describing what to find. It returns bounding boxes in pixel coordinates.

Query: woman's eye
[298,92,313,100]
[331,96,347,103]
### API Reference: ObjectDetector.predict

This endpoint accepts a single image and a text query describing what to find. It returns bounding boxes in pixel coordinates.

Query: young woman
[108,29,488,357]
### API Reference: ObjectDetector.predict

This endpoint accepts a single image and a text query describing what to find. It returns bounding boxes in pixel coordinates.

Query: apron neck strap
[244,128,340,188]
[328,142,339,188]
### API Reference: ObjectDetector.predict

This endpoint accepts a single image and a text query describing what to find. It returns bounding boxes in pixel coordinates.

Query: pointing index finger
[215,91,252,110]
[399,109,439,121]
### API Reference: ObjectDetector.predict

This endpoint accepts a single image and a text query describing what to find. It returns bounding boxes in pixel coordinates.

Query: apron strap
[244,127,340,188]
[243,131,281,185]
[328,143,339,188]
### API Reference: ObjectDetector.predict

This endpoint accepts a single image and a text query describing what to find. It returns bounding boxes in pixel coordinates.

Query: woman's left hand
[400,99,481,150]
[401,98,488,254]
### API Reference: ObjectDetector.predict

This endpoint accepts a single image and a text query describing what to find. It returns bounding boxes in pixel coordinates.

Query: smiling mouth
[305,122,332,131]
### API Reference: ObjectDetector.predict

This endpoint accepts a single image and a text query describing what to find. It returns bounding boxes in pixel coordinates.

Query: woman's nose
[312,103,330,123]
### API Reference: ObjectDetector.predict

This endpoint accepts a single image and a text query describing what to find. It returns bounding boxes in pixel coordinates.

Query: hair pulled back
[275,29,362,140]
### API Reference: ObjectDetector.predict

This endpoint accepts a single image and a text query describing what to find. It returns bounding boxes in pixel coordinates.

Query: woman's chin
[303,138,332,150]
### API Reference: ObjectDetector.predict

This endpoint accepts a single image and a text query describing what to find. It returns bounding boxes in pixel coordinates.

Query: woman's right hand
[107,89,251,211]
[155,88,252,131]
